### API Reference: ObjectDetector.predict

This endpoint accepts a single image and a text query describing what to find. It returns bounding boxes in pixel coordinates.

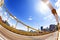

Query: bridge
[0,25,58,40]
[0,0,60,40]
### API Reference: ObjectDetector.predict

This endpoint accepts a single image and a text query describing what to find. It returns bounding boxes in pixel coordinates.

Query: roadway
[0,25,58,40]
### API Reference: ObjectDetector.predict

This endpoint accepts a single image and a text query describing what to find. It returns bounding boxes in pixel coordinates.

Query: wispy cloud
[55,0,60,22]
[0,7,2,11]
[44,14,53,20]
[43,13,57,26]
[4,12,7,15]
[55,0,60,8]
[28,16,33,21]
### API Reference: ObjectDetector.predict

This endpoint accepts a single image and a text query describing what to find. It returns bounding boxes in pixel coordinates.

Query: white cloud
[4,12,7,15]
[44,14,52,20]
[44,13,56,22]
[55,0,60,8]
[43,13,57,25]
[55,0,60,23]
[28,16,33,21]
[6,16,8,18]
[0,7,2,11]
[28,17,32,21]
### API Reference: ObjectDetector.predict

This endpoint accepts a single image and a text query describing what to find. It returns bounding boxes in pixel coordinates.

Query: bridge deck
[0,25,58,40]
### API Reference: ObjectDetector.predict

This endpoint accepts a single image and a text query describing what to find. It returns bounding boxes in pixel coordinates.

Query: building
[41,26,43,31]
[49,24,57,32]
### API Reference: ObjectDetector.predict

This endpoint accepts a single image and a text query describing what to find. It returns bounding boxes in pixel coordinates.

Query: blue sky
[0,0,60,31]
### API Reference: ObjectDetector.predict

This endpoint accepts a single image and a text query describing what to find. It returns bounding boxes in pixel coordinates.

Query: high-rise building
[49,24,57,32]
[41,26,43,31]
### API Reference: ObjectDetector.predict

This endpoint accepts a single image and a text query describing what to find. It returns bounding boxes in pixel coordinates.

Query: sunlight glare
[35,1,49,15]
